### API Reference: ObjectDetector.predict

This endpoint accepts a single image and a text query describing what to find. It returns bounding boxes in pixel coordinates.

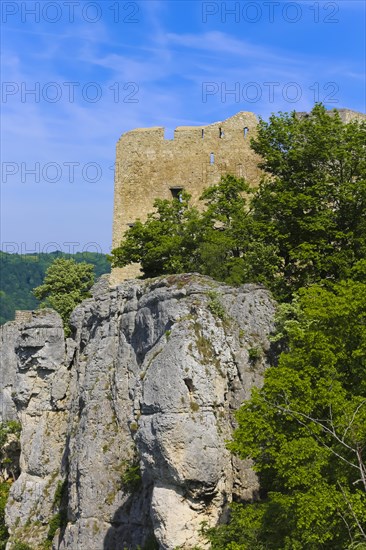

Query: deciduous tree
[204,278,366,548]
[33,258,94,335]
[250,104,366,298]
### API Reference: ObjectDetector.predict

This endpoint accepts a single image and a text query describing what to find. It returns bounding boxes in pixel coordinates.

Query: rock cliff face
[0,274,276,549]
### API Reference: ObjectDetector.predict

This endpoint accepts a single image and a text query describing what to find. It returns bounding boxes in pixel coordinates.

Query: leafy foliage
[249,104,366,298]
[110,174,278,286]
[0,422,21,550]
[110,106,366,301]
[207,291,227,321]
[205,279,366,548]
[0,251,110,325]
[121,459,142,493]
[109,190,201,277]
[40,479,68,549]
[0,483,10,550]
[32,258,95,336]
[11,542,33,550]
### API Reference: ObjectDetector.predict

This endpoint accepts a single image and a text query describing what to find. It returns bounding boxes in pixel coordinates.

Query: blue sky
[1,0,365,254]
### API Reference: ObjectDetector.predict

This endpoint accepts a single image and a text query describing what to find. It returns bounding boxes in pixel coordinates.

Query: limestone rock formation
[0,274,276,549]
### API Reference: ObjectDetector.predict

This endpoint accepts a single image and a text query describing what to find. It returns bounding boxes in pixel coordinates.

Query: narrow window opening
[201,129,204,139]
[243,127,249,138]
[210,152,215,165]
[219,127,224,138]
[170,187,184,200]
[127,222,135,228]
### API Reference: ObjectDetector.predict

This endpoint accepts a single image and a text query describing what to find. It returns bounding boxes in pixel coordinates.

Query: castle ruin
[111,108,365,283]
[111,111,262,281]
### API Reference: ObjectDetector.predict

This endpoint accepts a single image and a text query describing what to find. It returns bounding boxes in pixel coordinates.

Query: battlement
[118,112,258,145]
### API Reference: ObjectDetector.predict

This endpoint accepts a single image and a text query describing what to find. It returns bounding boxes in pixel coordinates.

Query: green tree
[249,104,366,298]
[0,482,10,550]
[109,191,201,277]
[204,278,366,549]
[33,258,94,336]
[0,421,21,550]
[0,251,110,326]
[109,175,278,285]
[110,106,366,298]
[197,174,281,285]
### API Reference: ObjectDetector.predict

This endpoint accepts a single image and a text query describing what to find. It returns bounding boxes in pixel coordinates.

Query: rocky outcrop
[1,321,21,422]
[1,310,70,545]
[0,274,276,549]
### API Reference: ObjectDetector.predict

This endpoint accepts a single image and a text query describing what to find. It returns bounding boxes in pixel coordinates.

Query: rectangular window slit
[170,187,184,200]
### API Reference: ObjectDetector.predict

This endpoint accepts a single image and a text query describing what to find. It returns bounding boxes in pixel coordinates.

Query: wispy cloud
[1,1,364,251]
[166,31,296,64]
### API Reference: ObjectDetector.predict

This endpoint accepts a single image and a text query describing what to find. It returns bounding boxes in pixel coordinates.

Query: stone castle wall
[111,111,262,281]
[296,108,366,124]
[111,108,365,283]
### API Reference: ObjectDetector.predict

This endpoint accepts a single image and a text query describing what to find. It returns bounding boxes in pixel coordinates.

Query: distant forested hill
[0,251,111,325]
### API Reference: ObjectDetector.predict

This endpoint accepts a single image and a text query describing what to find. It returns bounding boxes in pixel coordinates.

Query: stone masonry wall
[111,108,365,283]
[111,112,262,282]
